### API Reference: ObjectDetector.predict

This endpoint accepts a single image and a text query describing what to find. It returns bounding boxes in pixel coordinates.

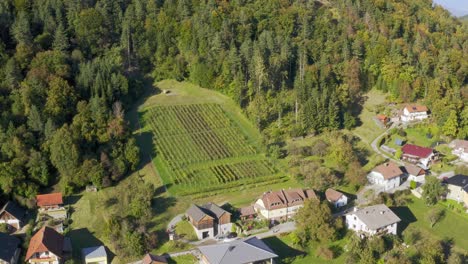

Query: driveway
[167,214,183,230]
[253,221,296,239]
[370,123,404,165]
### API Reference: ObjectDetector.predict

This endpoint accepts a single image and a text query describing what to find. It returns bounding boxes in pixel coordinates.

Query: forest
[0,0,466,203]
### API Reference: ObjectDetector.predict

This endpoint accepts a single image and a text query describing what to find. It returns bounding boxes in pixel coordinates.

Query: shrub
[316,246,334,260]
[397,129,407,137]
[410,180,417,189]
[0,223,8,232]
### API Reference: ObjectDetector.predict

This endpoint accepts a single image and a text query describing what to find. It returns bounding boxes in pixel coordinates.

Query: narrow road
[369,123,404,165]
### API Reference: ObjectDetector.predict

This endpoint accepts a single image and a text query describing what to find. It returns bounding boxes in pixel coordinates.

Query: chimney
[380,211,385,215]
[385,163,389,167]
[229,246,235,251]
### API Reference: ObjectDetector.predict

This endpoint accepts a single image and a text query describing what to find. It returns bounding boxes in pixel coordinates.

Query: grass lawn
[167,254,198,264]
[175,220,197,241]
[395,196,468,253]
[262,233,348,264]
[351,89,387,145]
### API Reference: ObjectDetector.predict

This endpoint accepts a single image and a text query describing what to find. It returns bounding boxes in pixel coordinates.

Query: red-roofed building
[36,193,66,219]
[25,226,70,264]
[401,144,437,168]
[254,189,317,221]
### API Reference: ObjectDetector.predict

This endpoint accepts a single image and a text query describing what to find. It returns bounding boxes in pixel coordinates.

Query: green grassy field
[396,196,468,253]
[262,233,348,264]
[351,89,387,144]
[139,80,287,196]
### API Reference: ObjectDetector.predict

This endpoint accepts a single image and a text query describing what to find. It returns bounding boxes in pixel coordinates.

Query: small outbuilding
[142,253,167,264]
[325,188,348,208]
[81,246,107,264]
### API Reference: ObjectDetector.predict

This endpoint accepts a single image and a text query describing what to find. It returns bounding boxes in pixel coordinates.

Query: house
[0,201,26,231]
[367,162,404,191]
[0,232,20,264]
[142,253,167,264]
[198,237,278,264]
[404,164,426,183]
[254,188,317,221]
[81,246,107,264]
[375,114,390,128]
[345,204,401,237]
[445,175,468,207]
[186,203,232,240]
[25,226,71,264]
[401,144,436,168]
[449,139,468,162]
[36,193,66,219]
[400,104,429,122]
[325,188,348,208]
[239,205,256,220]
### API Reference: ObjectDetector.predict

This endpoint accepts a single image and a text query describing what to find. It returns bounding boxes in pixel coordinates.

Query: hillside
[139,80,286,197]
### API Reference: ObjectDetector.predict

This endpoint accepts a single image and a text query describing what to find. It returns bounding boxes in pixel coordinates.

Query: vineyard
[142,103,285,196]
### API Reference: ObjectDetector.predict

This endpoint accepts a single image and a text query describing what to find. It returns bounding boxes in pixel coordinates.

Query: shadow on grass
[391,206,417,234]
[134,131,156,170]
[68,228,116,262]
[66,195,82,206]
[262,236,306,262]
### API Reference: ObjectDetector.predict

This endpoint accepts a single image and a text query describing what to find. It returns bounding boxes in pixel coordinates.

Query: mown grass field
[139,80,286,196]
[351,89,387,145]
[396,196,468,254]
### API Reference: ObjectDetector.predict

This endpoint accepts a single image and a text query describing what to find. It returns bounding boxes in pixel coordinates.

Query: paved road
[253,222,296,239]
[369,123,404,165]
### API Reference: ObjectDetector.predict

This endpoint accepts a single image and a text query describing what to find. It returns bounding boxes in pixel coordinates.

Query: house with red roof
[254,189,317,221]
[401,144,437,168]
[400,104,429,122]
[25,226,71,264]
[36,193,66,219]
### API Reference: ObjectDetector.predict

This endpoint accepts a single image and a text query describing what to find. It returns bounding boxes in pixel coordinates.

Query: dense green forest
[0,0,467,202]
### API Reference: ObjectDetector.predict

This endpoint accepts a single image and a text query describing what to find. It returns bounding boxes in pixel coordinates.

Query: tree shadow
[390,206,417,234]
[65,195,82,206]
[152,196,177,215]
[68,228,116,263]
[262,236,306,263]
[134,131,156,169]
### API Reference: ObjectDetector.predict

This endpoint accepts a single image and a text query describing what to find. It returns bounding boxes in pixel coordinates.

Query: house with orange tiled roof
[325,188,348,208]
[367,162,404,191]
[25,226,71,264]
[254,189,317,221]
[36,193,66,219]
[401,104,429,122]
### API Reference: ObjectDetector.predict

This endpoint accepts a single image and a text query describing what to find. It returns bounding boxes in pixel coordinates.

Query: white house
[0,201,26,231]
[254,189,317,221]
[345,204,401,237]
[404,164,426,183]
[367,162,404,191]
[400,104,429,122]
[325,188,348,208]
[449,140,468,162]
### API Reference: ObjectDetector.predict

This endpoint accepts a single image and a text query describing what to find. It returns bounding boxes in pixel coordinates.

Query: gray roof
[446,175,468,192]
[186,203,229,222]
[202,203,229,219]
[81,246,107,260]
[198,237,277,264]
[0,232,20,262]
[353,204,401,230]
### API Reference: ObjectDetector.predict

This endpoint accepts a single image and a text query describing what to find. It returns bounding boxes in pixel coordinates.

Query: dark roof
[0,201,26,222]
[446,175,468,192]
[26,226,64,260]
[0,232,20,262]
[186,203,230,222]
[401,144,433,158]
[202,203,230,219]
[198,237,277,264]
[142,253,167,264]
